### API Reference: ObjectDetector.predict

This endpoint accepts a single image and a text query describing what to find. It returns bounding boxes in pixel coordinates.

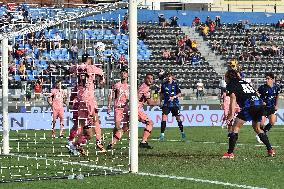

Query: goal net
[0,1,137,183]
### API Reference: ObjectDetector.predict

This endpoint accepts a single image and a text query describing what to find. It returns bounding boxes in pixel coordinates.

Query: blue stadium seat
[54,49,61,56]
[103,35,110,40]
[14,75,21,81]
[61,48,68,55]
[105,30,112,35]
[109,35,115,40]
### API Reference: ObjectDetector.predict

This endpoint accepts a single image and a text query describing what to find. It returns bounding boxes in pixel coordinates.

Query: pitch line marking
[137,172,267,189]
[8,153,267,189]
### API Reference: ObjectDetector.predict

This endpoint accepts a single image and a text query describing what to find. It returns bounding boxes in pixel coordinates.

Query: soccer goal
[0,1,139,183]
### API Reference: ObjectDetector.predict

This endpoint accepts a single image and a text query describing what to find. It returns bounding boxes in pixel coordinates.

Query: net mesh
[0,7,130,183]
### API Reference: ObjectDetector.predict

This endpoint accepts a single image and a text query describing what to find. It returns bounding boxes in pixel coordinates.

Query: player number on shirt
[241,84,255,93]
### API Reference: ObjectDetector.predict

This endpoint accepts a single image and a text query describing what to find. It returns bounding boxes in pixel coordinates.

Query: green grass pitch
[1,126,284,189]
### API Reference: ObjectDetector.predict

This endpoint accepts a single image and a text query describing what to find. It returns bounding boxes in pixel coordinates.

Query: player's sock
[68,140,73,146]
[142,124,152,142]
[51,121,56,137]
[178,121,184,133]
[161,121,166,134]
[260,126,264,131]
[264,123,272,133]
[258,133,272,150]
[68,126,78,142]
[228,132,238,154]
[75,135,87,146]
[59,123,64,136]
[112,130,124,144]
[94,121,102,142]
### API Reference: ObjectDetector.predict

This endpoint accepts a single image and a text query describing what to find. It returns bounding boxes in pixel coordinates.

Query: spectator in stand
[120,13,129,34]
[250,35,256,46]
[237,21,244,33]
[70,43,78,60]
[121,19,128,34]
[9,62,17,75]
[280,46,284,56]
[170,16,178,27]
[177,36,185,49]
[196,79,204,100]
[205,16,211,26]
[212,40,218,52]
[201,24,209,36]
[53,32,62,49]
[277,19,284,28]
[162,49,171,60]
[25,84,32,102]
[209,21,215,35]
[250,49,260,61]
[23,8,29,21]
[176,48,186,64]
[158,14,167,28]
[138,27,147,41]
[192,16,201,27]
[184,35,192,49]
[244,37,250,47]
[243,20,250,32]
[38,31,47,49]
[215,16,221,27]
[262,46,269,56]
[27,32,35,45]
[123,13,128,21]
[34,78,43,101]
[261,32,268,42]
[272,45,280,56]
[19,61,26,80]
[15,45,26,60]
[118,54,127,69]
[191,40,198,52]
[191,52,200,66]
[110,21,119,35]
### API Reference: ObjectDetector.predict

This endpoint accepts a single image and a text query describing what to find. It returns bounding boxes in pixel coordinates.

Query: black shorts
[263,106,276,117]
[162,106,180,116]
[237,105,264,122]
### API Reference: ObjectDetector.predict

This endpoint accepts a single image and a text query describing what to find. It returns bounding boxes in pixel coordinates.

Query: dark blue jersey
[258,84,280,107]
[161,80,181,107]
[226,79,262,109]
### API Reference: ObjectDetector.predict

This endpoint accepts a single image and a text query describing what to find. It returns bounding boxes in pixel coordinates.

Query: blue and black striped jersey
[258,84,280,107]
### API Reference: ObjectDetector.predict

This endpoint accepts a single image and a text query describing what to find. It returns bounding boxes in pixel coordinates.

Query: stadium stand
[201,22,284,80]
[1,3,284,101]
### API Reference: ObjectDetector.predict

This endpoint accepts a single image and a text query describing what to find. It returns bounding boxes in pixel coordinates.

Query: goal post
[1,37,9,155]
[129,0,139,173]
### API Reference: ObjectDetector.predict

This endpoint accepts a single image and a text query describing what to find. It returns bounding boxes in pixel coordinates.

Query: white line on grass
[8,153,267,189]
[137,172,267,189]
